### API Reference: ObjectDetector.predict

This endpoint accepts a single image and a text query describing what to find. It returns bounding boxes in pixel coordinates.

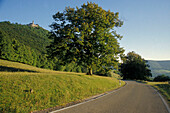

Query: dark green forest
[120,51,152,80]
[0,21,84,72]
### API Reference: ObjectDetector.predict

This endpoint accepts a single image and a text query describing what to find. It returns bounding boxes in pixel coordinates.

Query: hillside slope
[0,21,53,68]
[0,59,125,113]
[148,60,170,77]
[0,21,49,53]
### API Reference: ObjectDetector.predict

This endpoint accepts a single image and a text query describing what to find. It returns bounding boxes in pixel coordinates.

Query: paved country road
[51,81,169,113]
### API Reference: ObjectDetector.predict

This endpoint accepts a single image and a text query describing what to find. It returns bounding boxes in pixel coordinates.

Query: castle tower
[27,21,38,28]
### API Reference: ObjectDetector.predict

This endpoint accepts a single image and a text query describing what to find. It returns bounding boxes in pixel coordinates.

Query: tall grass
[0,59,125,112]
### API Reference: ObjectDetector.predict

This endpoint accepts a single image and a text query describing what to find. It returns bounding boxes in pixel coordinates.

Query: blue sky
[0,0,170,60]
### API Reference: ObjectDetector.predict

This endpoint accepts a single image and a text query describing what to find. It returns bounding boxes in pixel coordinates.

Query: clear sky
[0,0,170,60]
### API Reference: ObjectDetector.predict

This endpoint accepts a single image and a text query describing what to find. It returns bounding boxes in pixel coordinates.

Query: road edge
[149,85,170,113]
[49,81,127,113]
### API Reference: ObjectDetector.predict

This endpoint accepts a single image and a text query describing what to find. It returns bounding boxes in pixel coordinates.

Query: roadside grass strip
[146,82,170,102]
[0,72,125,112]
[0,59,125,112]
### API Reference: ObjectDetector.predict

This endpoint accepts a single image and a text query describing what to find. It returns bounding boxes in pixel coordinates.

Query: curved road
[52,81,169,113]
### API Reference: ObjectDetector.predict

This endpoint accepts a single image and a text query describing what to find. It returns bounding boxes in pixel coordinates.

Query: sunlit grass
[146,82,170,102]
[0,59,125,112]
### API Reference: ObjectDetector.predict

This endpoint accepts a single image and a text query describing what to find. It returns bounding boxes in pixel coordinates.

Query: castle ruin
[28,21,39,27]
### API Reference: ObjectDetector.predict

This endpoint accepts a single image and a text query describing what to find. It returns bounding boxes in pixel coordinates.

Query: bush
[106,70,114,77]
[153,75,170,82]
[76,67,82,73]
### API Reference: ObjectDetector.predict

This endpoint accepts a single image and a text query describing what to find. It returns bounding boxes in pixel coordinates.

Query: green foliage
[0,21,49,53]
[47,2,124,75]
[0,21,51,68]
[0,59,125,112]
[120,51,152,80]
[0,21,91,73]
[153,75,170,82]
[105,70,122,79]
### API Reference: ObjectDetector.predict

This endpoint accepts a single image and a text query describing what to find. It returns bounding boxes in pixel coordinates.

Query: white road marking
[50,81,127,113]
[149,85,170,113]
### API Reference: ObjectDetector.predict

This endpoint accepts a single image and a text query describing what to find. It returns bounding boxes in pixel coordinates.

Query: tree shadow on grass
[0,66,37,72]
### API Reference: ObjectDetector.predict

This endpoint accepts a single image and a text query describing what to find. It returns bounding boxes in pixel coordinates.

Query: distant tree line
[153,75,170,82]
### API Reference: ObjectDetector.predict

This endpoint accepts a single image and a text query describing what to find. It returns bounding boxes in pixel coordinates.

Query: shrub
[153,75,170,82]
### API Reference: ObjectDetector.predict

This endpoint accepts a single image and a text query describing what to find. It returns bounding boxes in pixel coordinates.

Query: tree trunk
[87,67,93,75]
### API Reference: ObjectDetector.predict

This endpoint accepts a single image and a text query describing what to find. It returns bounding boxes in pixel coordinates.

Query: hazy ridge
[147,60,170,77]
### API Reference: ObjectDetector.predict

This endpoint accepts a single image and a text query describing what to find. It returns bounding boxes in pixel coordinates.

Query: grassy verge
[0,59,125,113]
[146,82,170,103]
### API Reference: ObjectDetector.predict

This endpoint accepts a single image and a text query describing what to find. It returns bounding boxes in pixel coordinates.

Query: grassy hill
[0,59,125,112]
[148,60,170,77]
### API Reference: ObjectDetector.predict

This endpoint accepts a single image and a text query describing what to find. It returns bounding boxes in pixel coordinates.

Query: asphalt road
[52,81,169,113]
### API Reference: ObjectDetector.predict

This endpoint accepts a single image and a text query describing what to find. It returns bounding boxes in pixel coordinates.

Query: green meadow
[0,59,125,112]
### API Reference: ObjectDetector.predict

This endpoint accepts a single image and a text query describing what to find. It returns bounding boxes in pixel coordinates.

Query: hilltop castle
[27,21,39,27]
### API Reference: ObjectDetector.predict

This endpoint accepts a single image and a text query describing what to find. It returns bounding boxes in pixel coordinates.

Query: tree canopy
[120,51,152,80]
[153,75,170,82]
[47,2,124,75]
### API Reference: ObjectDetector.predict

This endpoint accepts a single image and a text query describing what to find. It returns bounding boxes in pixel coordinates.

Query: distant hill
[0,21,49,53]
[147,60,170,77]
[0,21,53,68]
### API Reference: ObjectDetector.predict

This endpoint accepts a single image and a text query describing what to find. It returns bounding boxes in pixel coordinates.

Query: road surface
[51,81,169,113]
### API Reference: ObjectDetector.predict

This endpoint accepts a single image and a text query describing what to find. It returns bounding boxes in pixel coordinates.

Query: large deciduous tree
[47,2,124,75]
[120,51,152,80]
